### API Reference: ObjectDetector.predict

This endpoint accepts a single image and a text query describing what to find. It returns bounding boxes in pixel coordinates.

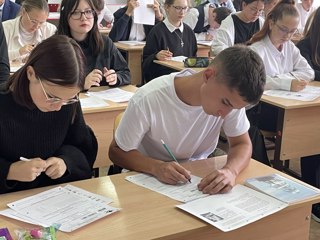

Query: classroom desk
[154,60,206,72]
[114,42,144,86]
[0,156,318,240]
[114,43,210,86]
[261,81,320,171]
[81,85,137,173]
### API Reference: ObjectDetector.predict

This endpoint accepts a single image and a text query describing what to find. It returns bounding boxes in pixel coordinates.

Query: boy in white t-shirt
[109,45,266,195]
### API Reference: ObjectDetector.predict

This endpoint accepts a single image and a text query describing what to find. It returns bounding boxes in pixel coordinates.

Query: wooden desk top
[114,42,145,51]
[81,85,137,114]
[1,156,319,240]
[261,81,320,109]
[99,27,111,35]
[154,60,206,72]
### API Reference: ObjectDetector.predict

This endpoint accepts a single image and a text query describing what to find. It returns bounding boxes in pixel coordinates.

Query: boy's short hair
[213,7,232,25]
[212,45,266,104]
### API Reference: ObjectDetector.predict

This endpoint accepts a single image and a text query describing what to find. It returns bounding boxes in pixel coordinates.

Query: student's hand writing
[290,79,307,92]
[19,44,34,56]
[103,67,118,85]
[45,157,67,179]
[153,161,191,185]
[156,49,173,60]
[198,167,236,194]
[84,69,103,90]
[126,0,139,16]
[7,158,47,182]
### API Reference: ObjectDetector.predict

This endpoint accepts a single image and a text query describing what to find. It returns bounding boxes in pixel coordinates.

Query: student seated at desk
[183,4,231,41]
[248,0,314,131]
[2,0,57,62]
[142,0,197,82]
[92,0,114,28]
[109,0,164,42]
[210,0,264,56]
[296,7,320,81]
[262,0,279,19]
[0,21,9,84]
[57,0,131,90]
[209,0,236,12]
[295,0,317,34]
[109,46,266,194]
[0,35,98,194]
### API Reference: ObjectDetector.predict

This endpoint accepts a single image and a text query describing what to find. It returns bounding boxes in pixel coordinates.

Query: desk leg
[272,107,285,171]
[122,50,142,86]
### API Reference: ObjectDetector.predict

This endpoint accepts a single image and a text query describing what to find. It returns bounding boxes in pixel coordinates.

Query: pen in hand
[160,139,191,183]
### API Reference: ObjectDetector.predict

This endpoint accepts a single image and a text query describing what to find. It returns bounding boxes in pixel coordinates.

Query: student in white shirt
[296,0,317,33]
[210,0,264,56]
[2,0,56,62]
[249,0,314,91]
[109,45,266,194]
[183,4,231,41]
[92,0,114,28]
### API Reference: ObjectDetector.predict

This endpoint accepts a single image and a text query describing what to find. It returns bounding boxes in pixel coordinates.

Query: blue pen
[161,139,191,183]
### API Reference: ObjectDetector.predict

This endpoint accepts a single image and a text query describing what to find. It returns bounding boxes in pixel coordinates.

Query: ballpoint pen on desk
[160,139,191,183]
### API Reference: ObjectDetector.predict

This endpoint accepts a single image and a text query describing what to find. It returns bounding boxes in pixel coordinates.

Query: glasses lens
[71,10,94,20]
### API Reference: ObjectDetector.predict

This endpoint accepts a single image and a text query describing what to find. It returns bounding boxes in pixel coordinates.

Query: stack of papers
[197,40,213,46]
[0,185,120,232]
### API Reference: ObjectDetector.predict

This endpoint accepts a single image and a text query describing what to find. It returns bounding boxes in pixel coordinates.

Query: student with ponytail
[249,0,314,93]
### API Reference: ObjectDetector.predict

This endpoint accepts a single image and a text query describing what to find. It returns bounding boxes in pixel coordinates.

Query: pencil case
[184,57,210,68]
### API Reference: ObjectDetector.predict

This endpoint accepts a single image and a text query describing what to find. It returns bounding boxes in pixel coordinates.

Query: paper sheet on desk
[264,86,320,101]
[177,184,288,232]
[87,88,134,102]
[197,40,213,46]
[0,185,119,232]
[169,56,187,62]
[125,173,208,202]
[80,96,109,109]
[118,41,146,46]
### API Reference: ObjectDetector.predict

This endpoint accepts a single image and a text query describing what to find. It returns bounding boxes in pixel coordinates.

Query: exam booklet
[244,173,320,204]
[176,184,288,232]
[0,185,120,232]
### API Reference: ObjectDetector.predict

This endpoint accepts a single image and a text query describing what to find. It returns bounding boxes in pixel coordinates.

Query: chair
[107,112,124,175]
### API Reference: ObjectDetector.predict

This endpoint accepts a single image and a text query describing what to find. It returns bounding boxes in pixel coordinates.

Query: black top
[109,6,160,42]
[0,89,98,194]
[194,1,210,34]
[0,22,9,83]
[77,34,131,87]
[232,15,260,44]
[296,36,320,81]
[142,22,197,82]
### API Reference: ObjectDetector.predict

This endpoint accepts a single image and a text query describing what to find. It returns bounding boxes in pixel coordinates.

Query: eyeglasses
[275,23,297,36]
[38,78,79,105]
[25,11,46,27]
[171,6,189,13]
[70,9,95,20]
[248,6,264,15]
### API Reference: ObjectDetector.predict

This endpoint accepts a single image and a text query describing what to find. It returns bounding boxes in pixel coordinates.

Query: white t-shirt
[250,35,314,90]
[115,69,249,161]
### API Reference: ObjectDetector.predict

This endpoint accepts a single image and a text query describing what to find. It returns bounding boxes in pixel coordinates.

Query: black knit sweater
[0,90,98,194]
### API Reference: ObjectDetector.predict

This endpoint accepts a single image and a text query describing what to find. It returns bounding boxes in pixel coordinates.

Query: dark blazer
[2,0,21,22]
[109,6,159,42]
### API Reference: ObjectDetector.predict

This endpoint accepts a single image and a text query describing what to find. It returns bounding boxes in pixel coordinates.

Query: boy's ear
[204,66,215,83]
